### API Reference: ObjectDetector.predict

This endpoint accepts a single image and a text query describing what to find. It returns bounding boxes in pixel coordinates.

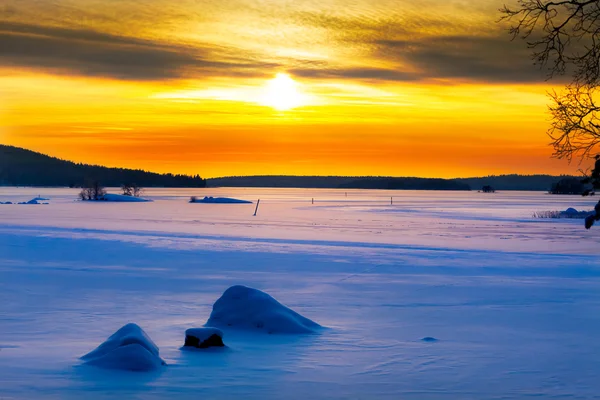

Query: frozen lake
[1,187,599,399]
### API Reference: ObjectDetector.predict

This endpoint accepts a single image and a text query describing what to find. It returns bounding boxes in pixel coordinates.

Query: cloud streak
[374,35,544,83]
[0,21,277,80]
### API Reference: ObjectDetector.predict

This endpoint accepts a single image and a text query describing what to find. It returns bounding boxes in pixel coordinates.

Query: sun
[259,73,305,111]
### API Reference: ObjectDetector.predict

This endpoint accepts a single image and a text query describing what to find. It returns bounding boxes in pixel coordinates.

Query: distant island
[0,145,577,191]
[0,145,206,187]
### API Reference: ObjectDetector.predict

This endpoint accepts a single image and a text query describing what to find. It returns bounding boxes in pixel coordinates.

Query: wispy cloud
[373,35,543,83]
[289,67,419,82]
[0,21,278,80]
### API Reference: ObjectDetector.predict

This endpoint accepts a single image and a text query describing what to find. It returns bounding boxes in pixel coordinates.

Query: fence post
[253,199,260,216]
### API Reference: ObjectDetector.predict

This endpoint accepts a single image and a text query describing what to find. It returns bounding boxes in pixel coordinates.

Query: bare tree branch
[501,0,600,227]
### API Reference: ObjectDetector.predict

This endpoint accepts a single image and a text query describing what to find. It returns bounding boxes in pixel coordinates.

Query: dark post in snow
[253,199,260,216]
[391,197,393,205]
[312,198,314,204]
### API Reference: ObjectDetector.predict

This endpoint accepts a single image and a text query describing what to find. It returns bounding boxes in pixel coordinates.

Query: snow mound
[190,196,252,204]
[81,323,165,371]
[101,194,152,202]
[559,208,594,219]
[0,201,12,205]
[184,327,225,349]
[31,197,49,201]
[206,285,321,334]
[17,198,47,205]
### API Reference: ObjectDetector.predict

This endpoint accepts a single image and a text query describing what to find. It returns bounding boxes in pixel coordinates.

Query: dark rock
[183,327,225,349]
[184,333,225,349]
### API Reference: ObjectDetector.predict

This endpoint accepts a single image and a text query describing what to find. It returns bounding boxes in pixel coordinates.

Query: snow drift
[561,207,594,218]
[12,198,49,205]
[206,285,321,334]
[190,196,252,204]
[101,194,151,202]
[184,327,225,349]
[81,323,165,371]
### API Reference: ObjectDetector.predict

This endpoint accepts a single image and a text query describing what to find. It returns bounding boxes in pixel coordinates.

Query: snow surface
[1,187,600,399]
[206,285,320,334]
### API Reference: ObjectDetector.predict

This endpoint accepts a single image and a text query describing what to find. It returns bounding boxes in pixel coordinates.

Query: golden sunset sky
[0,0,577,177]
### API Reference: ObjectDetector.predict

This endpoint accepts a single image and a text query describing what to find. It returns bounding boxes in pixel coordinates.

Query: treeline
[208,175,470,190]
[208,174,577,191]
[456,174,575,192]
[0,145,206,187]
[207,175,364,188]
[339,177,470,191]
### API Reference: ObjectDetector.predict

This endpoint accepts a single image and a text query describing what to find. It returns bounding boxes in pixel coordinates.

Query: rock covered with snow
[206,285,321,334]
[100,194,152,202]
[184,327,225,349]
[190,196,252,204]
[81,323,165,371]
[15,198,48,205]
[559,207,594,219]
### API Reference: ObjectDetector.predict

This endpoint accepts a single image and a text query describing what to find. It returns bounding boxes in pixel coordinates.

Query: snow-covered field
[1,187,599,399]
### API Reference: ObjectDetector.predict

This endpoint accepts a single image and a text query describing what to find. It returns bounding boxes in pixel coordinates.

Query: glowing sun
[260,73,305,111]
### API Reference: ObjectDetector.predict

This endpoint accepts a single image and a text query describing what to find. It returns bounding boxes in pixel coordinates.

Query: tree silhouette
[501,0,600,228]
[550,176,586,194]
[121,183,143,197]
[79,180,106,201]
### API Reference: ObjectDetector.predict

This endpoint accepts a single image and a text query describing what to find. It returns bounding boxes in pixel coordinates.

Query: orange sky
[0,0,579,178]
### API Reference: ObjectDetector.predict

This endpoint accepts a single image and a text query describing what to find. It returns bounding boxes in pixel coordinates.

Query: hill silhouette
[0,145,206,187]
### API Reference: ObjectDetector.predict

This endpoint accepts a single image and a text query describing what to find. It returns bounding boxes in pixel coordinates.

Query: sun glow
[260,73,305,111]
